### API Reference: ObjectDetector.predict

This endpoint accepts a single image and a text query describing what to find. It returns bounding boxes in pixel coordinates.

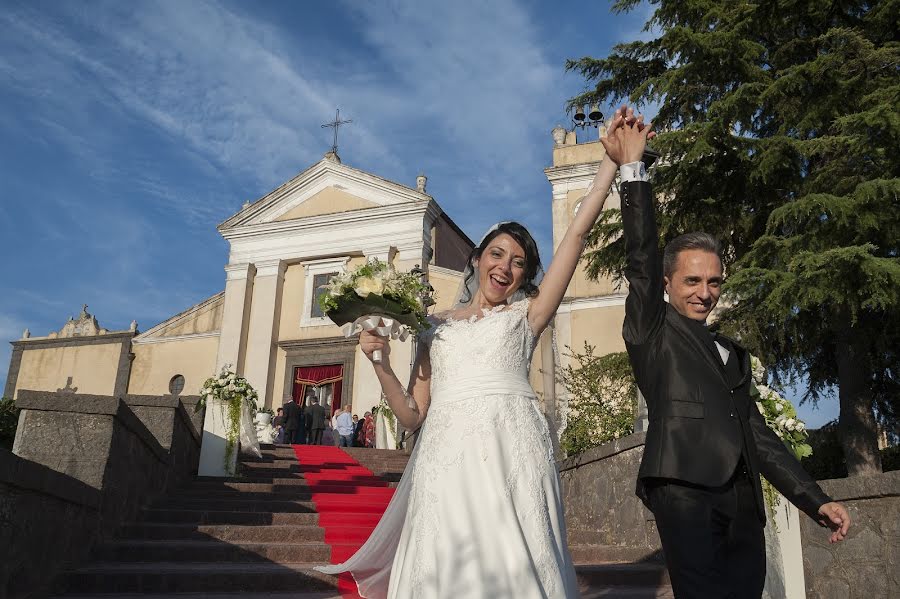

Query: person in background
[353,413,366,447]
[272,407,285,444]
[335,404,355,447]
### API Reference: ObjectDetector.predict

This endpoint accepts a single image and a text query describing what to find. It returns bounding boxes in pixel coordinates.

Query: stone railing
[0,390,202,599]
[801,470,899,599]
[557,432,663,561]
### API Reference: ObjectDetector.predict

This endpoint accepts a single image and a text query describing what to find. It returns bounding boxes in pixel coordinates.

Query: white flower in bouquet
[756,402,765,415]
[750,356,766,384]
[354,274,386,298]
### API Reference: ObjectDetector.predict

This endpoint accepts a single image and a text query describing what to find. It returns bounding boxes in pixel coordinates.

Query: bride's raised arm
[359,329,431,430]
[528,106,653,334]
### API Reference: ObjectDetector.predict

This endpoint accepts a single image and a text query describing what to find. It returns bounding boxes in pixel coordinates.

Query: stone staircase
[51,444,670,598]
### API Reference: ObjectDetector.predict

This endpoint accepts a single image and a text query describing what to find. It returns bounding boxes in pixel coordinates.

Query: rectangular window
[310,272,337,319]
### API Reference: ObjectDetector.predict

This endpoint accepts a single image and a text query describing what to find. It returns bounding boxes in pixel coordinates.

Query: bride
[317,107,654,598]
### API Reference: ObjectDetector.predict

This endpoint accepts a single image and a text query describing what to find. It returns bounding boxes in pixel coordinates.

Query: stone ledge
[16,391,120,414]
[126,394,182,408]
[11,331,134,350]
[0,450,100,508]
[816,469,900,501]
[557,432,647,472]
[16,390,170,464]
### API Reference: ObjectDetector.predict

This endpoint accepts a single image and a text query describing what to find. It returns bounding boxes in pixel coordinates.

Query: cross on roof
[321,108,353,155]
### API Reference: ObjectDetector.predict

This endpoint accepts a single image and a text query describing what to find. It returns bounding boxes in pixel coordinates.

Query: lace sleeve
[417,315,441,347]
[510,296,531,315]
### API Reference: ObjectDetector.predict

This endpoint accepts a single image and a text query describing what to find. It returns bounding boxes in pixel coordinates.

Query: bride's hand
[360,330,391,365]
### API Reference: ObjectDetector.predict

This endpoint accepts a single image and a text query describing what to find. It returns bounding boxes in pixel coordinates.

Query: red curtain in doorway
[293,365,343,414]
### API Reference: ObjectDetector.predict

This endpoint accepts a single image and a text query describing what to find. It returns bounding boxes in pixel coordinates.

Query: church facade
[5,127,629,437]
[4,151,473,419]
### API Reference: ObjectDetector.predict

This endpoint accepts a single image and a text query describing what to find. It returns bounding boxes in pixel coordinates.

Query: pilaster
[242,259,287,408]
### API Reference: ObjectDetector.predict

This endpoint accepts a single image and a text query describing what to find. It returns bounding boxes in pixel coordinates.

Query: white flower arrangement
[195,365,259,475]
[750,355,813,526]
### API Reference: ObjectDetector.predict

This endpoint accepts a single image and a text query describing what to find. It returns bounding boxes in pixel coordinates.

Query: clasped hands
[601,105,655,166]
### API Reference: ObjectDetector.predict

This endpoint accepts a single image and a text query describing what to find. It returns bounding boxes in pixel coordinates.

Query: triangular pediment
[274,187,378,222]
[220,157,429,230]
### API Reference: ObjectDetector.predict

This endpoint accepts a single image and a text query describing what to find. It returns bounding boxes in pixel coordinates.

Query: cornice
[220,200,433,242]
[132,331,221,345]
[220,158,432,230]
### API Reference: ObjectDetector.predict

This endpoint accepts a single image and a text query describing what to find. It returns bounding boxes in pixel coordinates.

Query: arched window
[169,374,186,397]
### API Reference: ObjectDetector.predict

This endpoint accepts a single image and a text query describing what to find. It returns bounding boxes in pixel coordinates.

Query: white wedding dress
[316,298,579,598]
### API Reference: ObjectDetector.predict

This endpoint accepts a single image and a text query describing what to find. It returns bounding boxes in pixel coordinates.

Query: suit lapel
[666,305,730,386]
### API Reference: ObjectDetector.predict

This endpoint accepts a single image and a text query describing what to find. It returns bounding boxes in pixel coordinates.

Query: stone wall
[126,394,202,484]
[1,390,203,599]
[0,451,101,599]
[557,432,662,559]
[801,470,899,599]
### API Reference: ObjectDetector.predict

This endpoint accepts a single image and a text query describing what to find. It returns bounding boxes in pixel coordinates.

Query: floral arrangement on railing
[750,356,812,526]
[372,393,399,449]
[196,366,259,475]
[318,259,434,361]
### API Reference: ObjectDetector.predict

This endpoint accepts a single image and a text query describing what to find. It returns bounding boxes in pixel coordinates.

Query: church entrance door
[293,365,343,415]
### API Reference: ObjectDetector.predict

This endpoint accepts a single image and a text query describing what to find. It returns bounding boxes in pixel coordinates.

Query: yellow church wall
[128,336,220,396]
[14,343,122,398]
[555,188,622,299]
[271,346,287,408]
[568,306,626,356]
[155,299,223,337]
[553,138,606,168]
[427,268,463,312]
[274,187,378,222]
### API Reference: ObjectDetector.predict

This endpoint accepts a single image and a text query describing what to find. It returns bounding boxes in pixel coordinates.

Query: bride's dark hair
[459,221,542,304]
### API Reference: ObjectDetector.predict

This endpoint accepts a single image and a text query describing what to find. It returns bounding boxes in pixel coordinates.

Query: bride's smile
[474,233,528,306]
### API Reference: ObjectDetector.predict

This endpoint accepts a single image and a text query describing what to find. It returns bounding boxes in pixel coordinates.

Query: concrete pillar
[242,259,286,409]
[215,263,255,372]
[201,262,254,477]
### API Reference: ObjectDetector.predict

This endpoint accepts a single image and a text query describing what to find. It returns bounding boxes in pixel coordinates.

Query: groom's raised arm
[621,176,665,346]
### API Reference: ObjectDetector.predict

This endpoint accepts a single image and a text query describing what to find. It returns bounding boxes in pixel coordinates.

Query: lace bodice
[420,298,535,387]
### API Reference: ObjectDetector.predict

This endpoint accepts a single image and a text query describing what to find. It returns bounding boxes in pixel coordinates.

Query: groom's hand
[817,501,851,543]
[601,105,655,166]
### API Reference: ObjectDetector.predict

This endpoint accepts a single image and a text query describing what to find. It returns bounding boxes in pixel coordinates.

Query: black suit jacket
[621,180,832,523]
[304,403,327,431]
[283,400,300,432]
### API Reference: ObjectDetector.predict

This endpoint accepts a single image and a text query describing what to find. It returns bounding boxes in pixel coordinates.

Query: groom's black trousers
[646,465,766,599]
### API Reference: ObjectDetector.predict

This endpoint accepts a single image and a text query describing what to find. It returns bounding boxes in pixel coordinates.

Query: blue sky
[0,0,838,427]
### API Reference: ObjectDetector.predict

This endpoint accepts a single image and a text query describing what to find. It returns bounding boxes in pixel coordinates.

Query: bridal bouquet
[318,259,434,361]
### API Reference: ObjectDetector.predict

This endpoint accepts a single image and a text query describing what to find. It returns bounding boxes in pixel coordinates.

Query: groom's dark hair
[663,232,722,278]
[461,222,542,303]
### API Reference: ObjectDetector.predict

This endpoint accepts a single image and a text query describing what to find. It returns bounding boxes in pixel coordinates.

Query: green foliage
[570,0,900,466]
[559,345,637,456]
[372,395,399,449]
[0,397,19,450]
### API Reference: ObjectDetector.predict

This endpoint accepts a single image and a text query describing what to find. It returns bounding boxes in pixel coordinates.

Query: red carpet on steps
[293,445,396,598]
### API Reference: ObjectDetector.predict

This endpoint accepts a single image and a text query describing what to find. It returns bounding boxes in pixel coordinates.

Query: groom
[605,108,851,598]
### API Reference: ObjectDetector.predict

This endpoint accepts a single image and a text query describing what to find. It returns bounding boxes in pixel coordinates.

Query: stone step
[140,509,321,526]
[93,540,333,564]
[56,562,339,594]
[116,523,328,543]
[575,563,670,588]
[53,593,346,599]
[183,479,388,493]
[170,487,394,502]
[569,544,665,565]
[153,497,390,514]
[62,561,670,596]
